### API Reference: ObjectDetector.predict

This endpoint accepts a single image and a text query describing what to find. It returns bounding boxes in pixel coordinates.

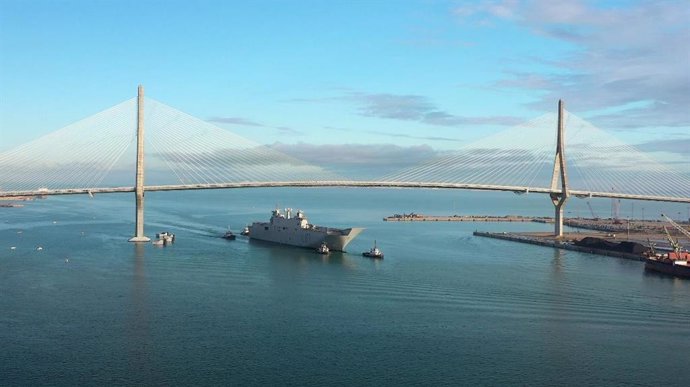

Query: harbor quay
[474,224,687,263]
[383,213,689,262]
[384,213,553,222]
[473,231,649,261]
[386,213,688,237]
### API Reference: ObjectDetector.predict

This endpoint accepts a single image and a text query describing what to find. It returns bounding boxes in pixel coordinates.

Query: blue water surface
[2,188,689,386]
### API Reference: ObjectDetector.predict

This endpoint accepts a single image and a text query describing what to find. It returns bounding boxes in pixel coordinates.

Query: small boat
[154,231,175,246]
[316,241,330,254]
[240,226,250,236]
[362,241,384,259]
[223,230,236,240]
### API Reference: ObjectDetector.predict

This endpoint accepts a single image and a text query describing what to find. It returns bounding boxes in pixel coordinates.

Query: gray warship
[248,208,364,251]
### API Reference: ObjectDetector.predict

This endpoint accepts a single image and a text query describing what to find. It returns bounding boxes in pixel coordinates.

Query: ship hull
[249,222,363,251]
[644,259,690,278]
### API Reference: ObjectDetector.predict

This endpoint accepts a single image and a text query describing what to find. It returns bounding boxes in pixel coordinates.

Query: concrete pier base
[553,197,567,237]
[128,236,151,242]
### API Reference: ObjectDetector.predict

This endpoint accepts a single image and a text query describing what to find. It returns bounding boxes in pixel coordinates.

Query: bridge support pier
[550,100,569,238]
[129,85,150,242]
[552,194,567,237]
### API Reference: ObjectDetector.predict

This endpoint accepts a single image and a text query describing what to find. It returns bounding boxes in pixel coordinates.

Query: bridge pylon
[128,85,150,242]
[550,99,569,237]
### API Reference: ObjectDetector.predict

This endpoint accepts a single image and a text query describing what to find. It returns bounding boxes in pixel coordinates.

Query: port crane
[662,226,682,254]
[661,213,690,241]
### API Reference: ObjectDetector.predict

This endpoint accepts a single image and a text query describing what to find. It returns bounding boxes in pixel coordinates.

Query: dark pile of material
[574,237,648,254]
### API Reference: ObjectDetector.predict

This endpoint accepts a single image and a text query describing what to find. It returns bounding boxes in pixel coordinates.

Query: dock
[384,213,552,222]
[473,231,649,261]
[385,213,690,239]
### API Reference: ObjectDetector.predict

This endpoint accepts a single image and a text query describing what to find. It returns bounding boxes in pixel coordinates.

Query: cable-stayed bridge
[1,86,689,241]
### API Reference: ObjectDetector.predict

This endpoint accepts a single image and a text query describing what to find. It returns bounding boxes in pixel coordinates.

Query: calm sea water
[2,188,689,386]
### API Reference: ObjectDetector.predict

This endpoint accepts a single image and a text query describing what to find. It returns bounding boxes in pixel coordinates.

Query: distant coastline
[0,196,34,201]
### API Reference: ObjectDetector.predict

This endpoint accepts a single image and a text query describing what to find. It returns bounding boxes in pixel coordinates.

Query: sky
[1,0,688,169]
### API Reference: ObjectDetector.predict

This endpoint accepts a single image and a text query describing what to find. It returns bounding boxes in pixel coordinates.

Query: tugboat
[316,241,330,254]
[222,230,236,240]
[645,226,690,278]
[240,226,250,236]
[362,241,384,259]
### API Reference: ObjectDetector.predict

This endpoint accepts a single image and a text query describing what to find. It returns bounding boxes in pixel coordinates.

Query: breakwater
[384,213,553,222]
[473,231,646,261]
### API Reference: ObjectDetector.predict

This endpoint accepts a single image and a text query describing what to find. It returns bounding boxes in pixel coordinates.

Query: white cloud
[455,0,690,129]
[268,142,439,167]
[207,116,264,127]
[343,92,523,127]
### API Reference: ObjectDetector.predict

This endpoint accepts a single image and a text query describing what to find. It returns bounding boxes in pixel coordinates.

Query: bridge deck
[1,181,688,203]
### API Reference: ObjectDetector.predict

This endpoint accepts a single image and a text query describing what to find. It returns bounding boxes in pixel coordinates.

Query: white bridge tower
[128,85,150,242]
[550,100,569,237]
